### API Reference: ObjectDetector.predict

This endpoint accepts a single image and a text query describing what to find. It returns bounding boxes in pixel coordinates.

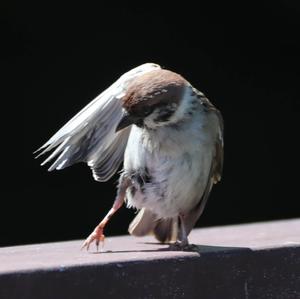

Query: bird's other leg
[81,173,130,251]
[179,214,189,247]
[169,214,189,250]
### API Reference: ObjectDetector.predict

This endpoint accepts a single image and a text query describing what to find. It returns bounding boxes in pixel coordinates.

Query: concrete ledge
[0,219,299,299]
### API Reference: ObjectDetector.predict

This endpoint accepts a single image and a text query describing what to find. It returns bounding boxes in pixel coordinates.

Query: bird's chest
[123,125,213,218]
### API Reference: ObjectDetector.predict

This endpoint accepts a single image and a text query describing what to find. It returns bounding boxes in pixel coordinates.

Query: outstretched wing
[35,63,161,182]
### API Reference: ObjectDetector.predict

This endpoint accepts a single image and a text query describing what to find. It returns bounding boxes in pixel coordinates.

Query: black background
[2,1,300,246]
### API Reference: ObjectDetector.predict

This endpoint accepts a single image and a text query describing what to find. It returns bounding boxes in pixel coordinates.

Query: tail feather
[128,208,157,237]
[128,208,178,243]
[153,218,178,243]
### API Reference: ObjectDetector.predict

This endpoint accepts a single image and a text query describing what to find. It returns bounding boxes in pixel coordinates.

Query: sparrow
[36,63,223,251]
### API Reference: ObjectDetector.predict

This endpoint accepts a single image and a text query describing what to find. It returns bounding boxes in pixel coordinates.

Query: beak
[115,111,140,132]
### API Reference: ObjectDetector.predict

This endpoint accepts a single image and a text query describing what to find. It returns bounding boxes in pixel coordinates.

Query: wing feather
[181,101,224,236]
[36,63,161,181]
[196,92,224,182]
[212,109,224,183]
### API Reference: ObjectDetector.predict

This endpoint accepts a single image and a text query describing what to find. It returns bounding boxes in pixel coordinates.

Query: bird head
[116,69,190,132]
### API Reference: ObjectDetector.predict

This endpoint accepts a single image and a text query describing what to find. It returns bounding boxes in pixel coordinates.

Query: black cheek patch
[154,108,175,123]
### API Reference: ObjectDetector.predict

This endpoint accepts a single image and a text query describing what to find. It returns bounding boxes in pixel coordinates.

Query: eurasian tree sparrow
[36,63,223,251]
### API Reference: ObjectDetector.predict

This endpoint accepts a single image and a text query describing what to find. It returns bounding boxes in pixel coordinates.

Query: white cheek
[143,110,160,128]
[172,87,192,121]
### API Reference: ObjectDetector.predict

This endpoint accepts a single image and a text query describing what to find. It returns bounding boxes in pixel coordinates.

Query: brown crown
[122,69,187,113]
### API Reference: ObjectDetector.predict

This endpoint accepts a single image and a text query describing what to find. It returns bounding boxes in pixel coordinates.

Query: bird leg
[179,214,189,247]
[169,214,189,250]
[81,174,130,251]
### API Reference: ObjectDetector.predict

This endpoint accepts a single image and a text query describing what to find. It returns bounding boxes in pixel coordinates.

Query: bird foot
[81,227,105,252]
[168,242,197,252]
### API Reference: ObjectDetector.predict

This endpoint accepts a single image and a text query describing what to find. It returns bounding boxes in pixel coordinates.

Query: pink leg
[81,197,124,251]
[81,174,130,251]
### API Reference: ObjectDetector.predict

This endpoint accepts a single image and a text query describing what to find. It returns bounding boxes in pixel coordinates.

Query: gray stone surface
[0,219,299,299]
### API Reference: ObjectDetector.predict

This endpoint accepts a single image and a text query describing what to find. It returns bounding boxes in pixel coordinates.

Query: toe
[81,229,105,252]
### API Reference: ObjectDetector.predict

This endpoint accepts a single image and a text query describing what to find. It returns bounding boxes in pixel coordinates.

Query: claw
[81,228,105,252]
